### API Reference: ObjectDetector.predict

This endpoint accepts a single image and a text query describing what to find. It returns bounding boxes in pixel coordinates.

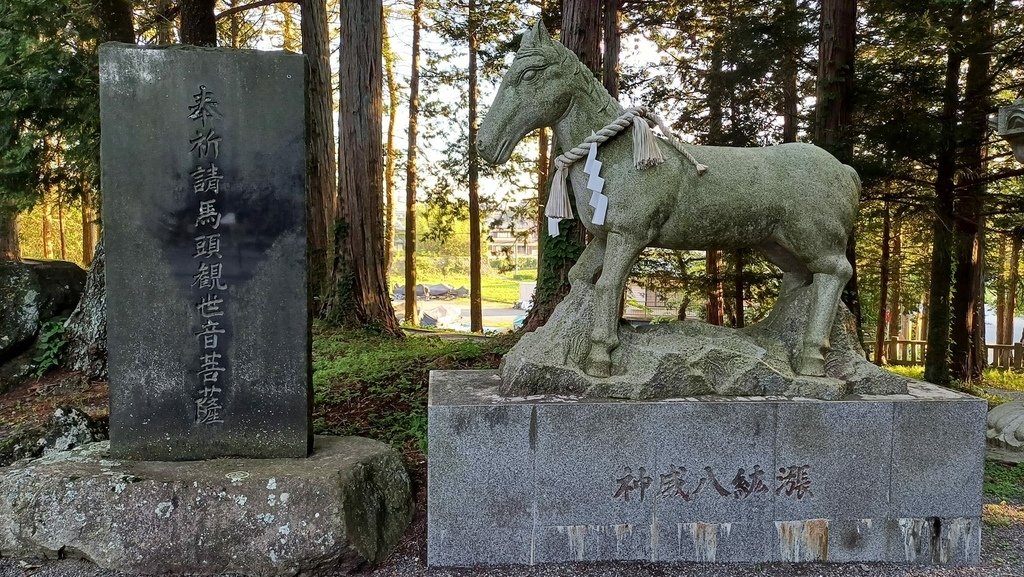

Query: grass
[984,461,1024,502]
[311,323,513,460]
[406,273,527,305]
[884,365,1019,406]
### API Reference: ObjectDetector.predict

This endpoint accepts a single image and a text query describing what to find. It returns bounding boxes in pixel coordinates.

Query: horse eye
[522,69,538,81]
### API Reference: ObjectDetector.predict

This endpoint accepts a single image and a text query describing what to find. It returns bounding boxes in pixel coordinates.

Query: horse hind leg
[799,253,852,376]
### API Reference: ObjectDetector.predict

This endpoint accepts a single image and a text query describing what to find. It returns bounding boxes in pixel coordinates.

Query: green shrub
[32,318,67,378]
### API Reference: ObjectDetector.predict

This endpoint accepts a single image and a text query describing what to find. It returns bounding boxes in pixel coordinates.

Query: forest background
[1,0,1024,389]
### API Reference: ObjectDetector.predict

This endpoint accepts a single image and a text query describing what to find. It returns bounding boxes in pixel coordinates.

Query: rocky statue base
[427,370,985,567]
[502,282,909,400]
[0,436,413,576]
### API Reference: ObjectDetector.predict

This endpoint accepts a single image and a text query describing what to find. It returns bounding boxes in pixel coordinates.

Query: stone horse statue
[478,22,859,383]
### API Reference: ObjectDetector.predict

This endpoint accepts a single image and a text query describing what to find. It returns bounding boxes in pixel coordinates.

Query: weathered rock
[39,408,107,455]
[987,401,1024,449]
[62,241,106,380]
[0,348,35,395]
[0,260,86,366]
[0,436,414,576]
[501,281,909,400]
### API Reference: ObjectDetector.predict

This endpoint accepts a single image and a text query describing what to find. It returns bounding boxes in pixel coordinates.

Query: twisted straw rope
[553,107,708,174]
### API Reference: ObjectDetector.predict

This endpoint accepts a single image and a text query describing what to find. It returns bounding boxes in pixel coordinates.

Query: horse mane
[549,41,623,118]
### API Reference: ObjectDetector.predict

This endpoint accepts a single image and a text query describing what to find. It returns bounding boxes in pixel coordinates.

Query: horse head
[478,21,574,165]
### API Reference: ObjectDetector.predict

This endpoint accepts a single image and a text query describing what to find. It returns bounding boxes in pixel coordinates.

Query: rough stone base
[501,281,909,400]
[0,436,413,576]
[427,370,986,567]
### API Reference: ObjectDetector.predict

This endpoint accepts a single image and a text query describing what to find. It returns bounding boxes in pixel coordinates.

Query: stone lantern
[993,98,1024,163]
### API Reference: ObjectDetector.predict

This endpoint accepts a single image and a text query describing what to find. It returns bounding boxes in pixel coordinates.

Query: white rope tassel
[631,116,664,169]
[546,164,574,219]
[648,112,709,175]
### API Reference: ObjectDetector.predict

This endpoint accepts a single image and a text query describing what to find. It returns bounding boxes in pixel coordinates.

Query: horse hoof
[584,358,612,378]
[797,354,827,377]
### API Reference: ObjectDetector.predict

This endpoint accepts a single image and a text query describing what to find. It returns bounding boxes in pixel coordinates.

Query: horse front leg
[568,235,607,286]
[799,254,853,376]
[583,231,645,378]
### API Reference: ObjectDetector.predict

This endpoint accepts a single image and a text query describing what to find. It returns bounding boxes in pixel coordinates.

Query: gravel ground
[2,488,1021,577]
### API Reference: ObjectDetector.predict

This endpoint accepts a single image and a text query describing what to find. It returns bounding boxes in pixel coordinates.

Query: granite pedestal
[427,370,987,566]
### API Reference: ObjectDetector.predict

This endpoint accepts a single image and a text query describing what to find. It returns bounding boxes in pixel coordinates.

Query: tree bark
[0,208,19,261]
[302,0,337,308]
[326,0,401,335]
[815,0,861,334]
[523,0,599,331]
[97,0,136,44]
[468,0,483,333]
[706,250,724,325]
[887,216,902,340]
[181,0,217,46]
[156,0,175,44]
[57,201,66,260]
[42,196,52,259]
[383,9,399,275]
[997,237,1006,344]
[81,188,98,266]
[875,202,891,364]
[950,0,993,384]
[1008,232,1021,343]
[404,0,423,327]
[536,128,549,235]
[602,0,620,98]
[781,0,799,143]
[924,5,963,386]
[705,34,726,326]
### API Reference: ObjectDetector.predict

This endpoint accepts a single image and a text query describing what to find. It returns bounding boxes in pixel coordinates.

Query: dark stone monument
[100,44,311,460]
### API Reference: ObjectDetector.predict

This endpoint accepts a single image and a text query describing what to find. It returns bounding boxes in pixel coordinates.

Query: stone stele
[100,44,311,460]
[0,437,413,576]
[427,370,985,567]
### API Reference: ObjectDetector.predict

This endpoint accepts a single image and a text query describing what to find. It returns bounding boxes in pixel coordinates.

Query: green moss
[984,461,1024,502]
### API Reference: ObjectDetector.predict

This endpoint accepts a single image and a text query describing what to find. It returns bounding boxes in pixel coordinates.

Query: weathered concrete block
[427,370,986,567]
[0,436,413,576]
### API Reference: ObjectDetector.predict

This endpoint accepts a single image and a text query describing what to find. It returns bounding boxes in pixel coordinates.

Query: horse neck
[551,62,623,155]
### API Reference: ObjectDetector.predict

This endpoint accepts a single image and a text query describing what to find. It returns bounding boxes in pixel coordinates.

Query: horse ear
[521,20,550,49]
[534,20,552,45]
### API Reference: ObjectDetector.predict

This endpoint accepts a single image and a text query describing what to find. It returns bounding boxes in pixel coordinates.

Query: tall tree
[180,0,217,45]
[302,0,337,306]
[383,8,399,274]
[524,0,600,331]
[1006,231,1020,344]
[949,0,994,383]
[780,0,800,143]
[602,0,620,97]
[468,0,483,332]
[874,202,891,363]
[705,20,726,325]
[924,4,964,386]
[98,0,136,45]
[0,207,19,261]
[326,0,401,334]
[814,0,860,332]
[405,0,423,327]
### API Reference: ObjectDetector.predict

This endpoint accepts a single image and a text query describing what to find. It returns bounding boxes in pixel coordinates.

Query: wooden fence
[862,337,1024,370]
